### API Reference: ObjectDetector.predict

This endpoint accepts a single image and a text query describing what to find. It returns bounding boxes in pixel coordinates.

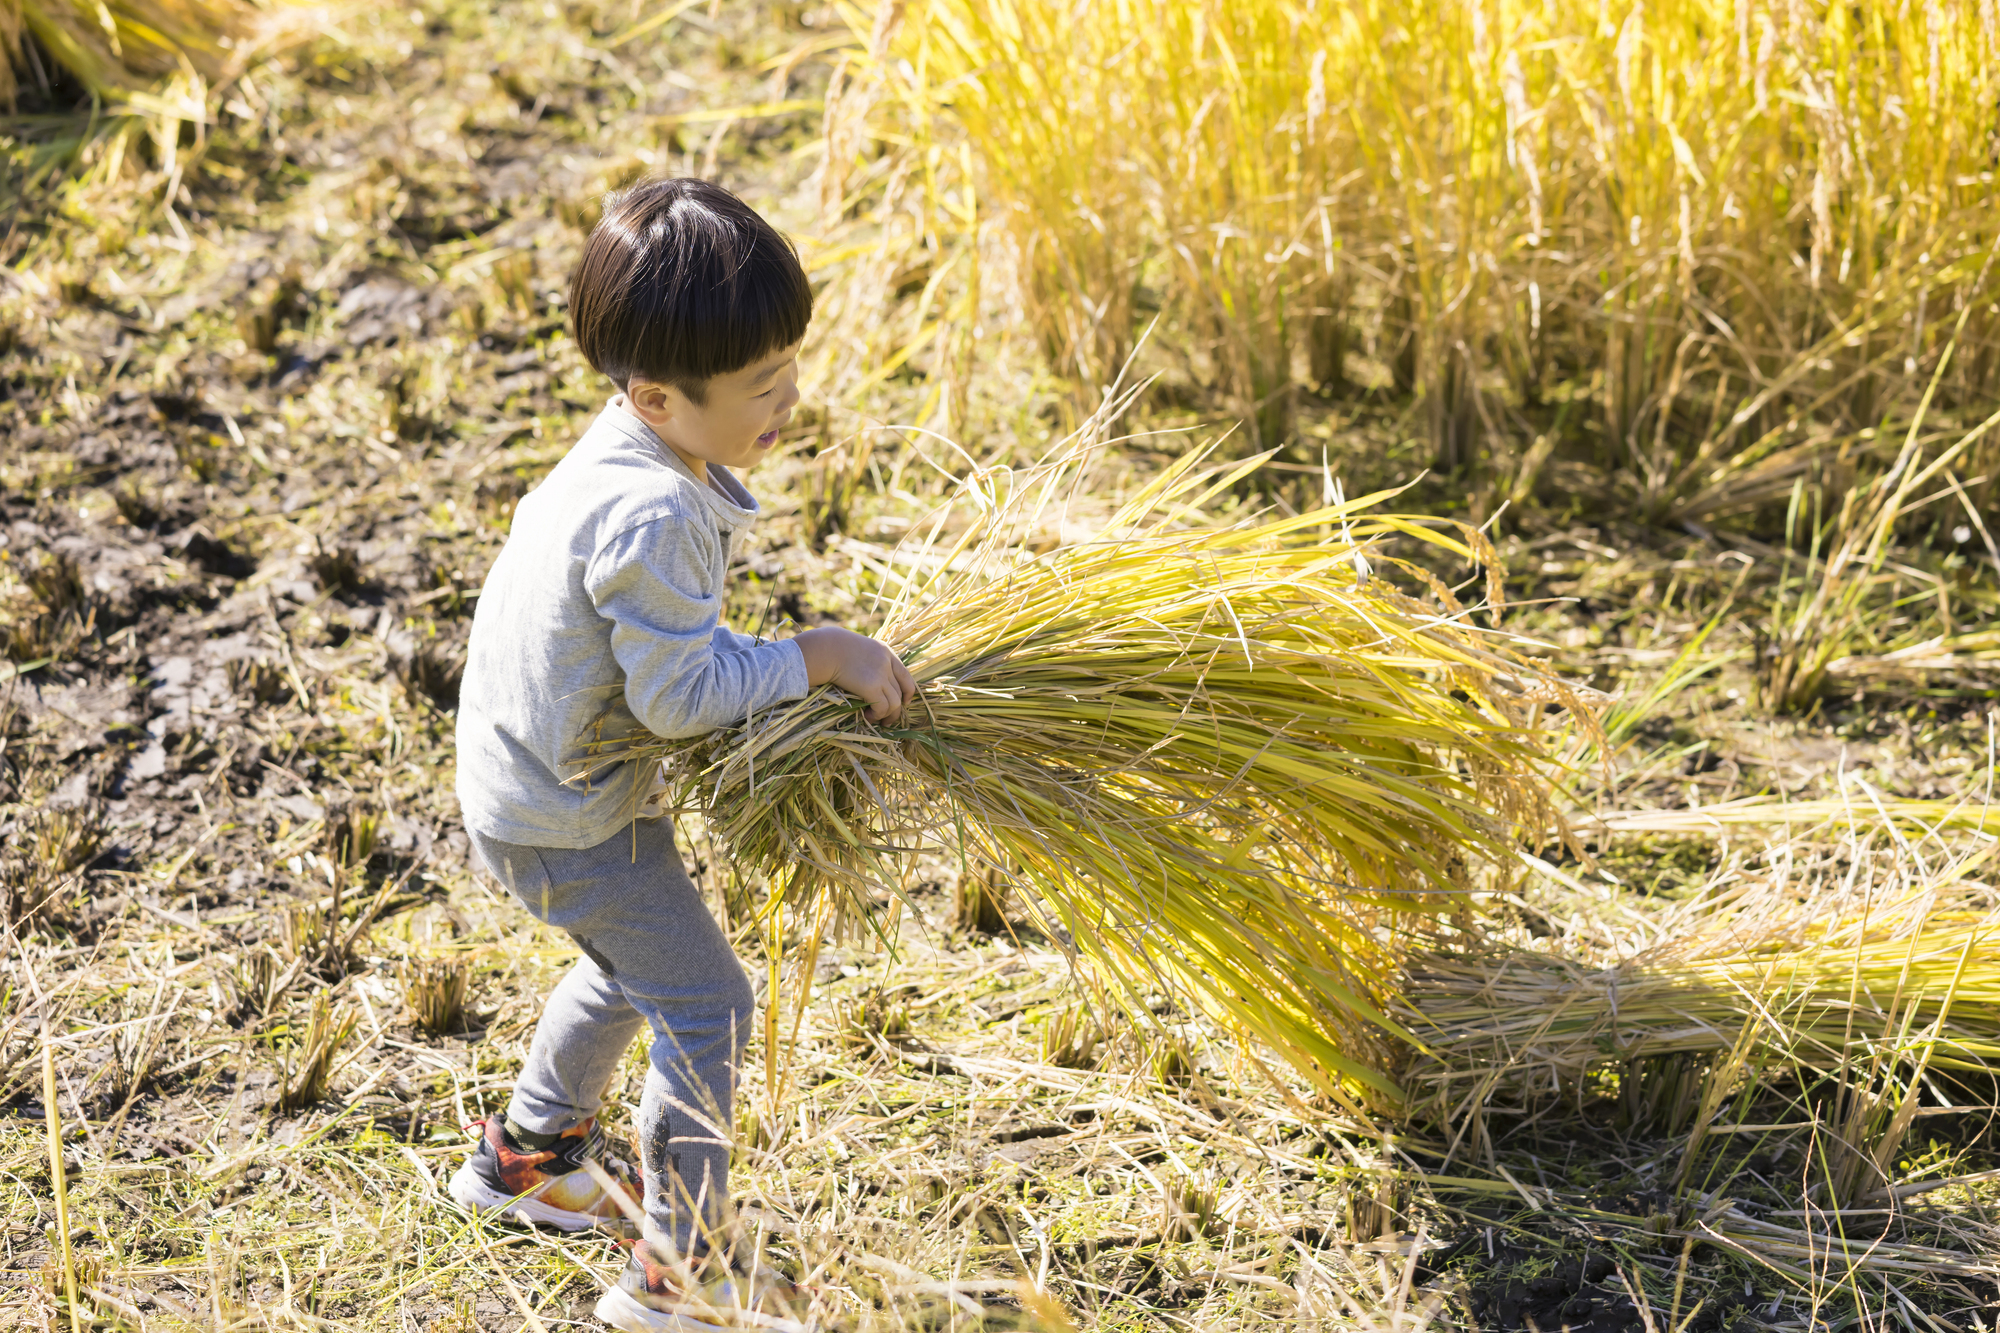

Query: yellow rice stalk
[0,0,304,201]
[826,0,2000,500]
[1576,795,1999,839]
[1396,842,2000,1121]
[590,403,1591,1109]
[0,0,263,110]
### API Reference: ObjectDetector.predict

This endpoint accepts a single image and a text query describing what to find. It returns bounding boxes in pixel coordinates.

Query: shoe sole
[594,1286,740,1333]
[447,1158,609,1232]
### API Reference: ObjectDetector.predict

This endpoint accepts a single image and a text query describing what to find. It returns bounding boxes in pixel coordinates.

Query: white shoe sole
[447,1158,606,1232]
[594,1286,737,1333]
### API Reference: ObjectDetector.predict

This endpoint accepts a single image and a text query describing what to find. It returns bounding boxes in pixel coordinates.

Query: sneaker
[594,1241,809,1333]
[447,1116,638,1232]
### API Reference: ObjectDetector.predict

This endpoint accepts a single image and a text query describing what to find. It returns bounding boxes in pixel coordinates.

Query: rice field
[1,2,1998,1332]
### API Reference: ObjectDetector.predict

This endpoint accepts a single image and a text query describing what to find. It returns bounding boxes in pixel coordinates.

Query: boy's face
[623,340,803,478]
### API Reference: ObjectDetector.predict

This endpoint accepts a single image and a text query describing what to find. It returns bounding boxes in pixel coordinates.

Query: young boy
[448,177,915,1331]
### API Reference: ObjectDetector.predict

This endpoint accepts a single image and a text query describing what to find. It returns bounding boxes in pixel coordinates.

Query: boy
[448,177,915,1332]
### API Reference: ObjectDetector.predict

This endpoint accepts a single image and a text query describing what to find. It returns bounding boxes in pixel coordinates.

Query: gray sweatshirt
[456,400,809,848]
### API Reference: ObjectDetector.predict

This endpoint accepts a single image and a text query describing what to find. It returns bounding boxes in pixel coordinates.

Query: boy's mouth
[755,429,780,447]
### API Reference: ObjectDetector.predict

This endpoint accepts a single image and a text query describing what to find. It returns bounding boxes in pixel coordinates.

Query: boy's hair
[569,178,812,404]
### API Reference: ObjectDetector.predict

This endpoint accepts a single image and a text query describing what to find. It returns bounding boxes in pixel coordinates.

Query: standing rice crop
[822,0,2000,511]
[1,0,298,201]
[586,398,1593,1109]
[1,1,262,109]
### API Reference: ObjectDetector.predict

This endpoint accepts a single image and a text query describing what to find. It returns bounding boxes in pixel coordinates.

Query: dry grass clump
[595,400,1594,1108]
[826,0,2000,515]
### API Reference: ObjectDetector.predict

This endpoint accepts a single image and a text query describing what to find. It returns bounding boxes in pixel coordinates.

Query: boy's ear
[626,379,677,419]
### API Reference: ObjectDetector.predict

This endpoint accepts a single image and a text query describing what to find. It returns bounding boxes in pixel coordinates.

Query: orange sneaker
[447,1116,638,1232]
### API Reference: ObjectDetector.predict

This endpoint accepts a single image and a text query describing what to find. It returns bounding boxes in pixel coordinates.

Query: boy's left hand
[794,626,918,724]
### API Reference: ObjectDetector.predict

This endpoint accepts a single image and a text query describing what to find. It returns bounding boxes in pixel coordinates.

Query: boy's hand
[794,627,918,724]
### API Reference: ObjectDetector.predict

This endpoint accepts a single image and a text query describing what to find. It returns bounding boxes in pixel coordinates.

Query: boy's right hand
[794,627,918,724]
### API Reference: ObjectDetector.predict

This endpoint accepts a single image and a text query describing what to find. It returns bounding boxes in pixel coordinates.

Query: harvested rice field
[3,2,1999,1332]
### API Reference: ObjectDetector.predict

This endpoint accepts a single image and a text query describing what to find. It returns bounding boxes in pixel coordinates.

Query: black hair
[568,177,812,404]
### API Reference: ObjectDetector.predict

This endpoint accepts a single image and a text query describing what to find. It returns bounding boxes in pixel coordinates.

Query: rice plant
[1,0,259,107]
[1756,330,2000,711]
[826,0,2000,503]
[586,396,1592,1110]
[0,0,299,200]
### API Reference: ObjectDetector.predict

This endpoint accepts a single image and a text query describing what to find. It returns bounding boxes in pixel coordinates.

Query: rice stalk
[586,399,1592,1110]
[830,987,911,1052]
[1827,628,2000,676]
[276,995,357,1113]
[1159,1170,1224,1243]
[950,859,1007,935]
[1038,1005,1104,1070]
[400,957,469,1035]
[2,0,260,108]
[41,1040,80,1333]
[224,946,285,1024]
[827,0,2000,501]
[1574,795,1999,839]
[1396,842,2000,1125]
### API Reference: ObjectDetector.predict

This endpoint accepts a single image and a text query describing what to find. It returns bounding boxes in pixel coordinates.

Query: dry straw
[1397,841,2000,1145]
[588,391,1593,1109]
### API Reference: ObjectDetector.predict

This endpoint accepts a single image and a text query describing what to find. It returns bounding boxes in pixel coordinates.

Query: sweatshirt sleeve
[710,624,765,654]
[584,520,809,740]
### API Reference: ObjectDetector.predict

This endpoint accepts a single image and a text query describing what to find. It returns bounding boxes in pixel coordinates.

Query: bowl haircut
[569,178,813,405]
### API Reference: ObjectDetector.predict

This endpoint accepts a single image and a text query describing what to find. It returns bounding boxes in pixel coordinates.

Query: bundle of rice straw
[587,398,1592,1110]
[1397,841,2000,1128]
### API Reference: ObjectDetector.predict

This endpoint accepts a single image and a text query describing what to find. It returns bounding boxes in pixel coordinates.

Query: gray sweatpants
[469,818,754,1254]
